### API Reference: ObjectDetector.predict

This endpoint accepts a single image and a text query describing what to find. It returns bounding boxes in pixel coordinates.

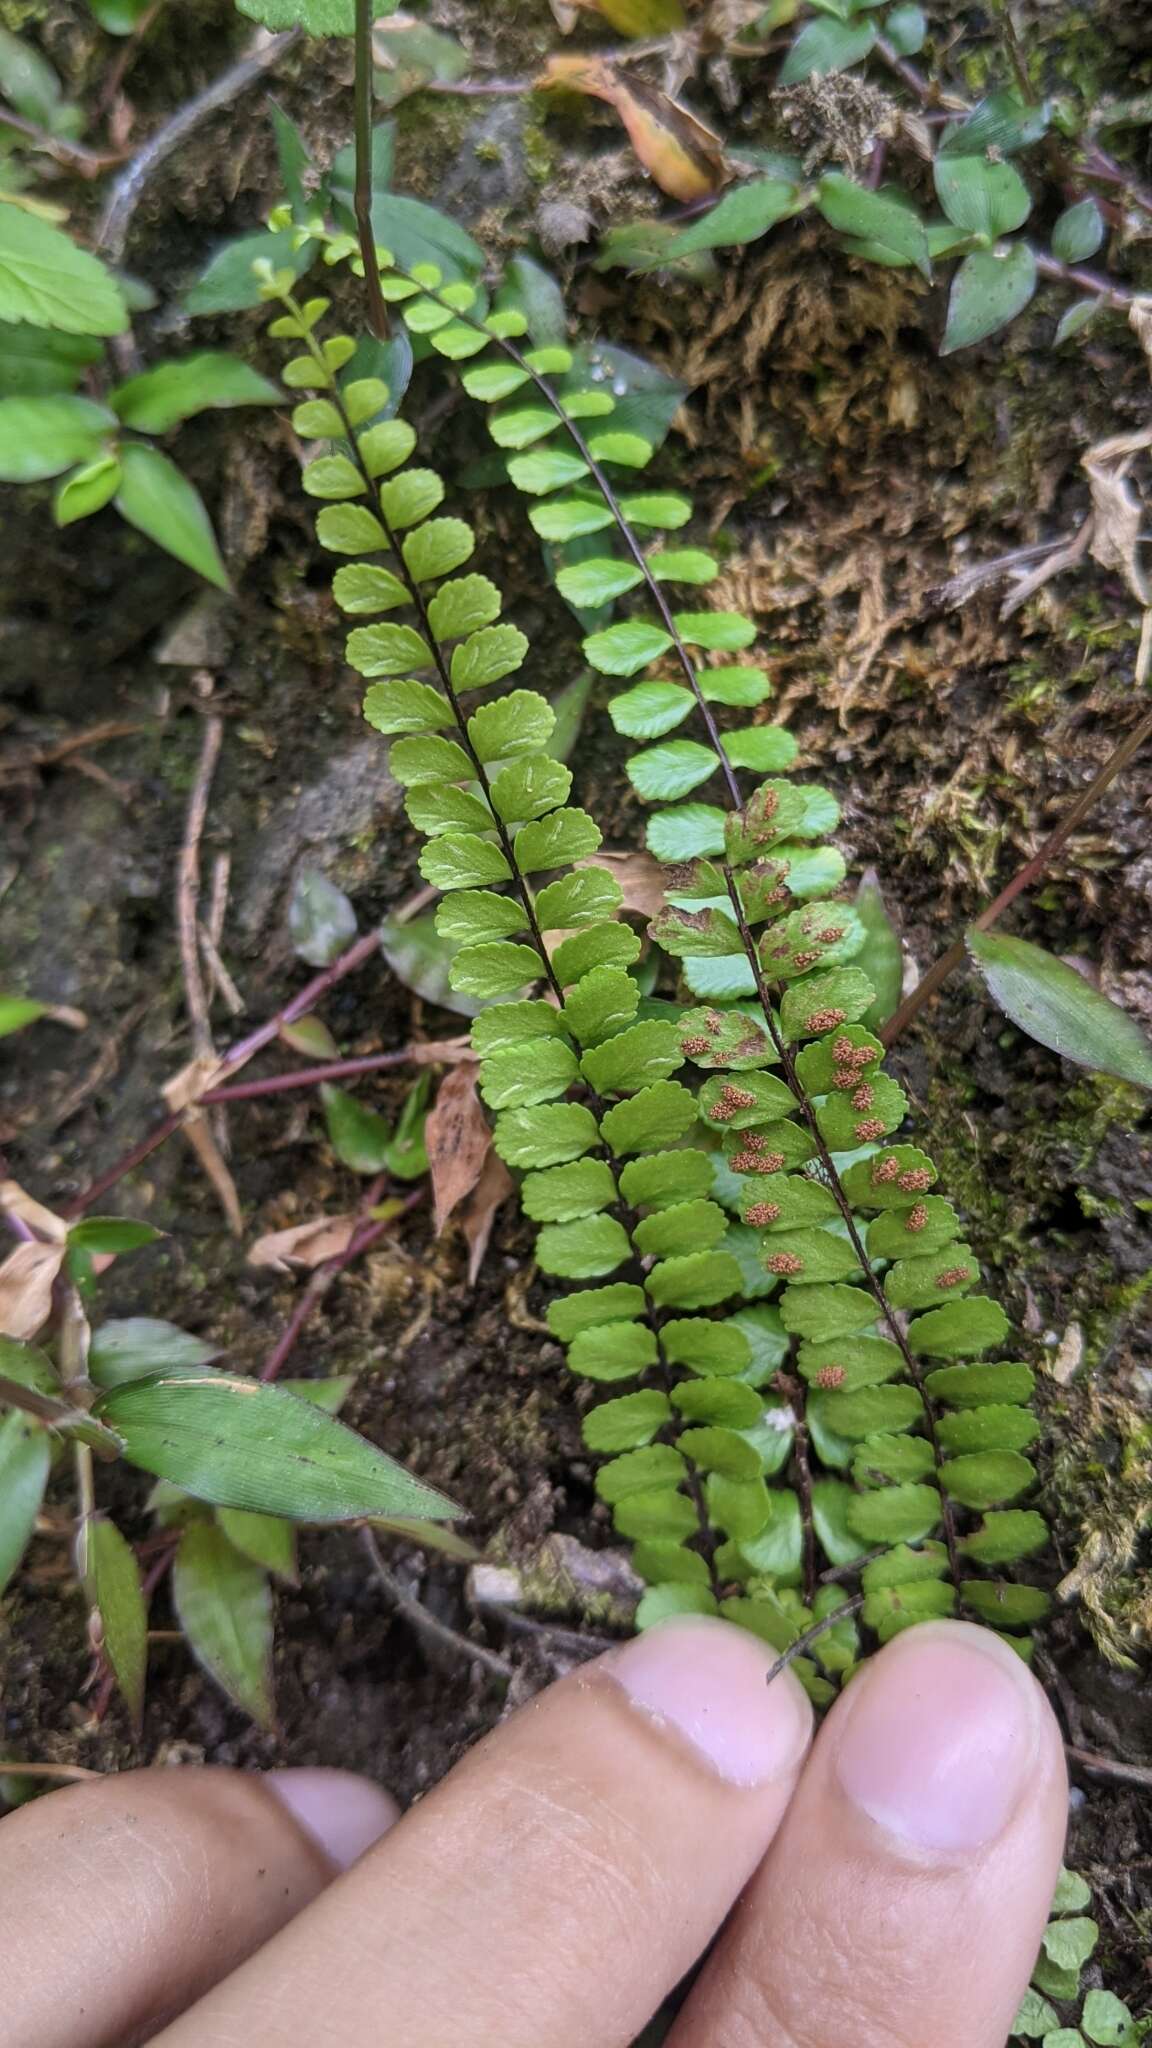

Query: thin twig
[177,716,222,1066]
[0,102,126,174]
[204,1047,426,1102]
[96,28,300,262]
[882,692,1152,1045]
[765,1596,865,1685]
[0,1760,102,1784]
[1067,1746,1152,1791]
[354,0,390,342]
[360,1529,511,1680]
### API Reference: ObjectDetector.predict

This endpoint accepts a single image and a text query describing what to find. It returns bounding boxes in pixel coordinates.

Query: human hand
[0,1617,1066,2047]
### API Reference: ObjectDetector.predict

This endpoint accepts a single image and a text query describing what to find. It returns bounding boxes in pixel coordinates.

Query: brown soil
[1,0,1150,2014]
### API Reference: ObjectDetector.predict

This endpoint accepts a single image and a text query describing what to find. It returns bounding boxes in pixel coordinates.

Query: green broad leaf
[699,666,771,707]
[885,2,925,53]
[792,1022,882,1095]
[418,832,511,891]
[933,156,1032,239]
[647,1250,743,1310]
[618,490,691,530]
[89,1318,219,1388]
[450,623,528,691]
[428,322,488,362]
[562,965,640,1048]
[735,1488,804,1579]
[628,739,717,802]
[1052,198,1104,265]
[632,1541,713,1587]
[760,902,866,983]
[566,1321,658,1382]
[185,228,311,315]
[924,1359,1034,1407]
[54,454,123,526]
[908,1297,1010,1356]
[99,1374,457,1522]
[584,620,673,677]
[237,0,353,28]
[528,496,614,542]
[614,1490,701,1542]
[0,205,128,335]
[488,403,562,451]
[809,1475,869,1566]
[648,549,717,586]
[317,503,388,553]
[581,1019,684,1095]
[347,621,433,677]
[884,1244,979,1310]
[671,1377,763,1427]
[506,446,590,495]
[647,804,727,861]
[780,15,876,81]
[1054,297,1100,346]
[721,727,798,773]
[217,1508,297,1581]
[941,1450,1035,1508]
[555,557,643,607]
[724,780,815,866]
[778,1283,878,1341]
[553,923,642,986]
[1041,1917,1099,1976]
[68,1216,161,1255]
[405,780,492,837]
[489,756,571,825]
[969,930,1152,1090]
[478,1038,578,1111]
[706,1472,771,1540]
[583,430,652,468]
[547,1282,646,1342]
[959,1579,1050,1628]
[401,517,474,581]
[762,1228,862,1286]
[854,872,904,1029]
[364,679,453,735]
[468,690,555,763]
[392,735,474,788]
[538,1213,633,1278]
[619,1150,715,1210]
[434,887,524,943]
[674,610,756,652]
[112,352,280,433]
[115,444,228,589]
[960,1509,1048,1564]
[320,1083,391,1172]
[84,1517,148,1725]
[817,173,930,277]
[471,999,568,1053]
[0,393,114,483]
[866,1196,961,1261]
[173,1519,274,1727]
[461,359,529,402]
[585,1390,672,1455]
[288,868,358,968]
[940,90,1051,158]
[515,807,601,873]
[0,1412,49,1595]
[848,1481,941,1545]
[861,1541,949,1591]
[942,243,1037,354]
[864,1576,956,1642]
[1013,1990,1063,2039]
[0,321,101,399]
[597,1444,687,1504]
[521,1159,617,1223]
[367,195,483,282]
[853,1433,936,1486]
[427,574,502,642]
[535,869,624,930]
[351,421,415,482]
[840,1144,938,1210]
[493,1101,600,1170]
[699,1070,795,1128]
[378,468,445,530]
[720,1117,815,1174]
[1082,1991,1137,2045]
[449,941,540,999]
[599,1080,698,1155]
[676,1005,775,1071]
[633,1198,728,1260]
[659,179,801,260]
[936,1405,1038,1455]
[741,1174,839,1232]
[815,1382,922,1440]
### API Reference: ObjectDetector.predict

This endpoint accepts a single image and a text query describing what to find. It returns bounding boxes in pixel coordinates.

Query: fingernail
[835,1622,1042,1855]
[265,1767,400,1870]
[604,1616,812,1788]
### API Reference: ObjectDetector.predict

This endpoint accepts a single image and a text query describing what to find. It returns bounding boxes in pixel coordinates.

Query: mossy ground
[1,0,1150,2006]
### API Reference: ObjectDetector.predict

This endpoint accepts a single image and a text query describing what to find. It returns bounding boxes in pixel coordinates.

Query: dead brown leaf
[162,1052,226,1113]
[425,1062,493,1237]
[0,1240,65,1340]
[248,1214,360,1272]
[580,850,668,920]
[1129,297,1152,379]
[1082,428,1152,604]
[539,54,726,201]
[180,1115,243,1237]
[459,1149,515,1287]
[0,1181,67,1243]
[408,1035,475,1067]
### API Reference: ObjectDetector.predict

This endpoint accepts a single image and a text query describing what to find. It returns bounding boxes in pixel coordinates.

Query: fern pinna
[262,245,1051,1709]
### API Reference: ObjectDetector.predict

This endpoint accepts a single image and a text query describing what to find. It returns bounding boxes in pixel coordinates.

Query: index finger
[152,1618,812,2048]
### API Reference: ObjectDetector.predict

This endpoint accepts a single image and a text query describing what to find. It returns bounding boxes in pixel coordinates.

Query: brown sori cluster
[871,1156,933,1195]
[812,1364,846,1389]
[907,1202,929,1233]
[731,1135,787,1174]
[745,1200,782,1225]
[681,1035,711,1056]
[710,1082,758,1123]
[934,1264,972,1290]
[855,1117,888,1141]
[805,1007,847,1034]
[765,1250,804,1276]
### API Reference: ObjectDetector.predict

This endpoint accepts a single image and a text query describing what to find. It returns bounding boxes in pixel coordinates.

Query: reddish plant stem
[882,700,1152,1046]
[203,1048,422,1102]
[353,0,391,342]
[258,1178,416,1383]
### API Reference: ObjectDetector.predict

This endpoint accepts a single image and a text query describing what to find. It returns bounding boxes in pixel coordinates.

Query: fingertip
[264,1768,401,1871]
[602,1615,814,1790]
